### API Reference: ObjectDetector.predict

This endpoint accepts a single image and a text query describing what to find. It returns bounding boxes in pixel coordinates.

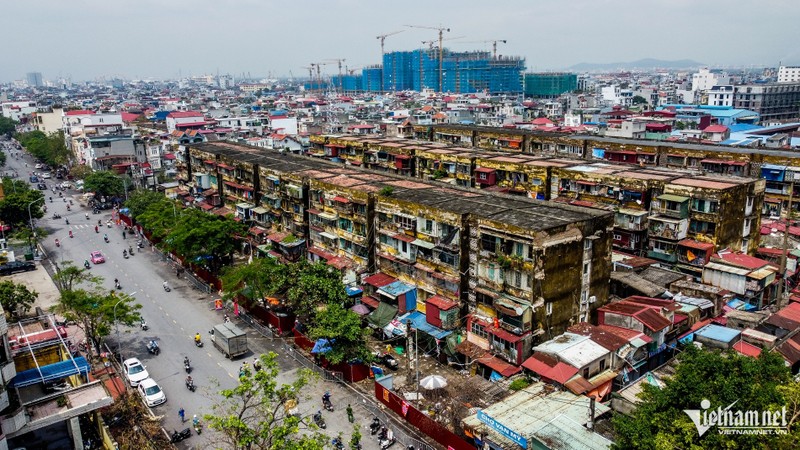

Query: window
[599,359,606,372]
[481,234,499,252]
[505,270,528,289]
[471,322,488,339]
[400,241,408,253]
[438,250,458,267]
[583,262,590,275]
[546,302,553,316]
[422,219,434,234]
[690,220,717,234]
[395,215,415,230]
[691,198,718,214]
[584,239,592,250]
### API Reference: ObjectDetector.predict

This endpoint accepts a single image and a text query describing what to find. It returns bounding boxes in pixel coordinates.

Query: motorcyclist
[85,213,89,220]
[94,225,98,233]
[103,233,108,242]
[163,281,170,291]
[149,339,158,350]
[65,218,69,224]
[194,333,201,344]
[123,249,128,258]
[84,260,90,269]
[186,375,193,385]
[184,356,190,366]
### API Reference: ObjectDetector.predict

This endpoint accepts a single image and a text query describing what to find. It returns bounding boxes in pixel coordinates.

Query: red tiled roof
[678,239,714,251]
[713,252,769,270]
[175,121,210,128]
[197,202,214,211]
[65,109,94,116]
[248,227,266,235]
[363,273,396,288]
[475,167,495,174]
[531,117,553,125]
[766,302,800,330]
[426,295,458,311]
[521,353,578,384]
[308,246,334,260]
[489,326,525,343]
[361,296,380,308]
[121,112,141,122]
[595,324,652,343]
[600,301,672,332]
[267,232,289,243]
[332,196,350,204]
[703,125,729,133]
[733,340,762,358]
[777,333,800,365]
[567,323,628,351]
[163,153,176,160]
[477,355,522,377]
[327,256,351,270]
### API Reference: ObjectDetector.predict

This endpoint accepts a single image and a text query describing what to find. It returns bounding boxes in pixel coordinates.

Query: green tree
[124,190,169,219]
[0,280,38,318]
[84,170,125,198]
[0,150,6,168]
[284,261,348,321]
[52,260,103,292]
[611,346,795,450]
[0,178,45,227]
[16,130,72,167]
[631,95,648,105]
[165,209,247,273]
[0,116,17,136]
[204,352,326,450]
[135,198,179,242]
[308,303,370,364]
[220,257,285,306]
[69,165,93,180]
[54,288,141,352]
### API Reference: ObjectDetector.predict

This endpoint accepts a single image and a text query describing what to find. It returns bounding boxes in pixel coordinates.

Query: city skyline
[4,0,800,83]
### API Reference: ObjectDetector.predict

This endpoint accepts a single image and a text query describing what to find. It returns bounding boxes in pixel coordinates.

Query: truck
[211,322,248,359]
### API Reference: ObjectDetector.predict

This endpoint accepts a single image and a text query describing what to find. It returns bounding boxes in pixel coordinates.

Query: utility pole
[588,397,596,430]
[777,183,794,309]
[406,319,413,383]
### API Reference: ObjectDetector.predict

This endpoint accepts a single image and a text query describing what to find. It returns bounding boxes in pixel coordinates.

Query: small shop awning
[251,207,268,215]
[11,357,91,388]
[236,202,255,210]
[367,301,398,328]
[411,239,435,249]
[363,273,396,288]
[332,196,350,204]
[361,295,380,308]
[475,167,496,174]
[377,281,415,299]
[318,211,338,221]
[319,232,338,240]
[658,194,689,202]
[393,233,415,243]
[477,354,522,377]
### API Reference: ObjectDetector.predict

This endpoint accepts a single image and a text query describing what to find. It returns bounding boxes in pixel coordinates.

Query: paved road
[2,142,391,449]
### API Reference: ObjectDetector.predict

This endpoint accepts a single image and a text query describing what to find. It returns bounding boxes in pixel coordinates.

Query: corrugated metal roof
[704,261,751,276]
[657,194,689,202]
[695,324,741,344]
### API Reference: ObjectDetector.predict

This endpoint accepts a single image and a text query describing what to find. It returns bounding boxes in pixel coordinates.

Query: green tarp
[366,302,397,328]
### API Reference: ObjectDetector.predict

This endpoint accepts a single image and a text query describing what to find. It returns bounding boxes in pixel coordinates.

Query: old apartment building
[177,142,613,370]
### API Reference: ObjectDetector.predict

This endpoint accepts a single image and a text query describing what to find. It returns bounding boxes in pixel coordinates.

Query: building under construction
[382,49,525,94]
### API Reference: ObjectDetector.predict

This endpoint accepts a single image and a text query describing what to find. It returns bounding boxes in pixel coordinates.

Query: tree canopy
[308,303,371,364]
[0,177,45,227]
[0,280,38,318]
[611,346,799,449]
[16,130,72,167]
[69,165,93,180]
[631,95,648,105]
[205,352,326,450]
[83,170,126,198]
[164,209,247,273]
[134,197,180,242]
[0,116,17,137]
[220,257,285,305]
[125,190,171,219]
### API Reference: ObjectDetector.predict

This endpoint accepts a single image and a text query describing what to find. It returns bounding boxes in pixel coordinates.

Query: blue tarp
[311,339,332,354]
[378,281,417,312]
[397,311,452,340]
[11,357,90,388]
[346,286,363,297]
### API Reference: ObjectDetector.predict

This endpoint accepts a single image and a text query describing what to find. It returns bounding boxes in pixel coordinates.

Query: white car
[137,378,166,407]
[122,358,149,386]
[41,172,51,179]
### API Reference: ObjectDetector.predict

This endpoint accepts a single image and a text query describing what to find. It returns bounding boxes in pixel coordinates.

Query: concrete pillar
[68,416,84,450]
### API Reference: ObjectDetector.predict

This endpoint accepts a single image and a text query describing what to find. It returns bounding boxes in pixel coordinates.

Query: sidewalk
[5,258,62,312]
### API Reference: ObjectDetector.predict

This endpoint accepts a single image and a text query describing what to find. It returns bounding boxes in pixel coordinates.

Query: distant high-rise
[26,72,43,87]
[383,49,524,94]
[524,73,578,98]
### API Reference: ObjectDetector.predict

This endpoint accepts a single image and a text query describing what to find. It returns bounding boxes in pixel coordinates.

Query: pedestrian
[122,231,126,239]
[178,407,185,422]
[346,404,354,423]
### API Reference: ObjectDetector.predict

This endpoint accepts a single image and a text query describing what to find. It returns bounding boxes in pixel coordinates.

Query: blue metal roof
[695,324,741,344]
[397,311,452,339]
[379,281,415,297]
[728,123,763,133]
[11,357,90,388]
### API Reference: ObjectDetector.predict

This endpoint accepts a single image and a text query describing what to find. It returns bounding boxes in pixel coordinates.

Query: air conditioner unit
[589,295,597,304]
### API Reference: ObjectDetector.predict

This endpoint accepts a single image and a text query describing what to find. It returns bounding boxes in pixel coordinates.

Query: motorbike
[123,250,128,259]
[129,245,134,255]
[163,283,171,292]
[66,204,70,211]
[170,428,192,443]
[65,218,69,225]
[184,358,192,373]
[114,280,121,290]
[147,340,160,355]
[195,339,203,348]
[370,417,381,435]
[52,213,61,219]
[106,220,112,228]
[322,394,334,412]
[332,437,344,450]
[192,417,202,435]
[55,239,60,247]
[312,411,326,429]
[85,213,89,220]
[44,379,70,392]
[94,226,98,233]
[84,260,90,269]
[140,319,148,331]
[380,437,397,450]
[186,378,196,392]
[104,235,109,243]
[69,230,73,238]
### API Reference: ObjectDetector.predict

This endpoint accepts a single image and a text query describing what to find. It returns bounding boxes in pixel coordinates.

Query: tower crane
[458,39,508,59]
[324,58,347,90]
[422,36,465,51]
[405,24,450,92]
[376,30,404,56]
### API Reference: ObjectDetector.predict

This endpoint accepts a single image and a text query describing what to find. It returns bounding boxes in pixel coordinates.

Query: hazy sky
[4,0,800,82]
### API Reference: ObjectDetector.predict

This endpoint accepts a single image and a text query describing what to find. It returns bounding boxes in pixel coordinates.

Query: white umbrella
[419,374,447,390]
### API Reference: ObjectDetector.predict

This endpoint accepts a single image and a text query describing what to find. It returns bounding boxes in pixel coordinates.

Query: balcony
[0,361,15,385]
[614,209,648,231]
[649,216,688,240]
[653,194,690,219]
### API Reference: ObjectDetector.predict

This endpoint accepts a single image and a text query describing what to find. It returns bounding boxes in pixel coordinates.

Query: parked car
[122,358,149,387]
[41,172,51,179]
[0,261,36,276]
[90,251,105,264]
[36,183,47,190]
[137,378,166,407]
[29,176,38,183]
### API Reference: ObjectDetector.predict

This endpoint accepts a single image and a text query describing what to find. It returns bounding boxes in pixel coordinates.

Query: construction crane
[325,59,347,90]
[376,30,404,56]
[459,39,508,59]
[346,66,363,76]
[405,24,450,92]
[422,35,465,51]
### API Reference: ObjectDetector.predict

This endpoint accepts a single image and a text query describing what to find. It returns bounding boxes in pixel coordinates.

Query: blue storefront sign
[477,410,527,448]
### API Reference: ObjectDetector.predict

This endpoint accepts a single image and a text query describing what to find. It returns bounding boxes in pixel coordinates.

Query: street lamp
[113,291,137,359]
[26,197,44,255]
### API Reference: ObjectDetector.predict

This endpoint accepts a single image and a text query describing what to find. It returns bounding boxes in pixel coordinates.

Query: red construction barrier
[374,382,473,450]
